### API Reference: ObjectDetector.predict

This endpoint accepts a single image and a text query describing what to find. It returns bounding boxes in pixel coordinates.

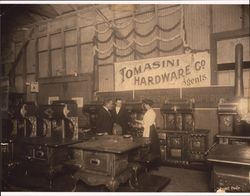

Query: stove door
[83,151,111,175]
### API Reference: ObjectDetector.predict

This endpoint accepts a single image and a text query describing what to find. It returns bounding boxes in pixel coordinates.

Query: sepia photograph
[0,0,250,194]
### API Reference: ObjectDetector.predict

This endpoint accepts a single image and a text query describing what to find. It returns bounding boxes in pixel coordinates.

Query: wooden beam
[211,28,250,41]
[217,61,250,71]
[48,5,62,15]
[9,27,35,75]
[69,5,78,11]
[36,5,59,18]
[27,9,50,20]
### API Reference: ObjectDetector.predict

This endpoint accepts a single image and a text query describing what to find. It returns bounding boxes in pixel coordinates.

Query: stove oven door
[83,151,111,175]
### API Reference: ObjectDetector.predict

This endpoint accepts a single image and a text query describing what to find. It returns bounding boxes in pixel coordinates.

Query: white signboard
[30,82,39,93]
[72,97,84,108]
[48,96,59,104]
[114,52,211,91]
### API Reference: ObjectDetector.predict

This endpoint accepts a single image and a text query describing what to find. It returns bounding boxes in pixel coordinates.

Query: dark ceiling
[0,4,91,34]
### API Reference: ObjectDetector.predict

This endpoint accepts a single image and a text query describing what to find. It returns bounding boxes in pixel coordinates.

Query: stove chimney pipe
[234,43,244,98]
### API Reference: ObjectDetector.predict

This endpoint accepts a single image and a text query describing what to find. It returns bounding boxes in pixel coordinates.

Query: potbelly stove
[70,135,142,191]
[159,99,209,165]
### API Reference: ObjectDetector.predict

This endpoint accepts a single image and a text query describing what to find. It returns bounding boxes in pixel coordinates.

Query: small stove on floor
[70,135,142,191]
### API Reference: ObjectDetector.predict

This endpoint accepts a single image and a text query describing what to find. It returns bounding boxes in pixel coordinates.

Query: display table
[207,144,250,192]
[69,135,143,191]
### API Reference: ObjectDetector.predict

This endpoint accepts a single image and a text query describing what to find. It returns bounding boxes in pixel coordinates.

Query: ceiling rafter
[36,5,59,18]
[27,12,46,21]
[57,5,75,14]
[27,9,50,19]
[48,4,62,15]
[69,4,78,11]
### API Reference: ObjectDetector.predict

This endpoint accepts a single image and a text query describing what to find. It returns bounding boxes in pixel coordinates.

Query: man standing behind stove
[111,98,130,135]
[96,99,114,135]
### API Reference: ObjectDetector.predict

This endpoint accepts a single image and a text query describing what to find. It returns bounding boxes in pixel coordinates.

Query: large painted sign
[114,52,211,91]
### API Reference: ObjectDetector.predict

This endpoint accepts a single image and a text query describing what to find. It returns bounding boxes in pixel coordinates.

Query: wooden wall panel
[98,65,114,92]
[15,76,24,93]
[78,11,96,27]
[1,38,15,64]
[38,52,49,77]
[212,5,242,33]
[65,81,92,102]
[37,23,47,37]
[80,44,94,73]
[38,36,48,51]
[50,33,62,49]
[15,54,24,75]
[217,71,234,86]
[184,5,210,50]
[217,36,250,64]
[63,16,77,30]
[217,70,250,98]
[80,26,95,43]
[15,42,23,75]
[51,49,63,76]
[26,39,36,73]
[38,83,64,104]
[65,46,78,75]
[49,20,61,34]
[65,30,77,46]
[243,5,250,28]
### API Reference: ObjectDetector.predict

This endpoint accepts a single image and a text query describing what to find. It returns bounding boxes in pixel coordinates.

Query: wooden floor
[152,166,210,192]
[3,166,211,192]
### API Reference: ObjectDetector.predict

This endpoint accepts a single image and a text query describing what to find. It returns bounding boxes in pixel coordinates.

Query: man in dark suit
[96,99,114,135]
[111,98,130,135]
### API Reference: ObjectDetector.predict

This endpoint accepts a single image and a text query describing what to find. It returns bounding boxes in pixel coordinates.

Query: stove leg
[48,167,54,190]
[106,179,119,192]
[71,181,77,192]
[129,163,141,189]
[49,179,52,190]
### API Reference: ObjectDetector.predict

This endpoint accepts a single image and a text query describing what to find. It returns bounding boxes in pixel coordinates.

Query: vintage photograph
[0,0,250,193]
